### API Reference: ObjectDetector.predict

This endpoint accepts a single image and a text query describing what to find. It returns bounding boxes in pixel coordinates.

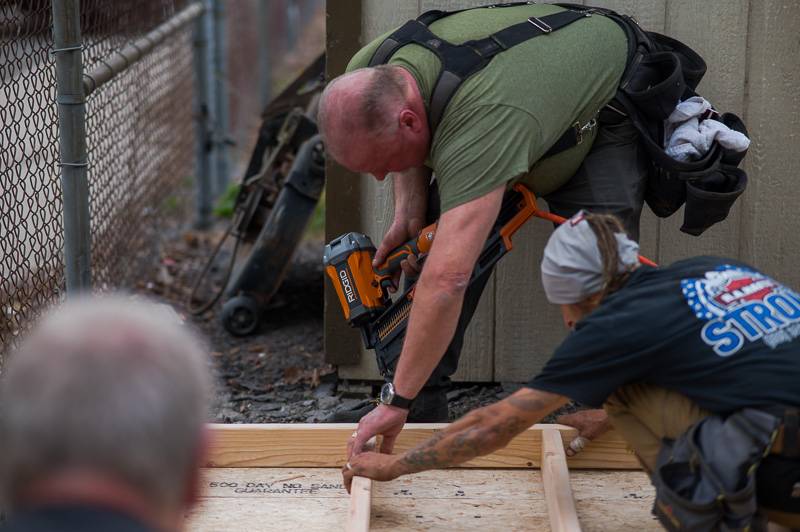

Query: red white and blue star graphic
[682,265,800,356]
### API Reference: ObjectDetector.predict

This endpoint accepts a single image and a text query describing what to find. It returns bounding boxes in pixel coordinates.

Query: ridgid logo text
[339,268,356,304]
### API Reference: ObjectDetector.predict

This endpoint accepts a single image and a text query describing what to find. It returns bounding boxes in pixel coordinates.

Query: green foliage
[213,183,241,218]
[162,195,180,213]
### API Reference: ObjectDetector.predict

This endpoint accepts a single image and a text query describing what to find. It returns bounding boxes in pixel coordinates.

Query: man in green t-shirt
[318,3,645,453]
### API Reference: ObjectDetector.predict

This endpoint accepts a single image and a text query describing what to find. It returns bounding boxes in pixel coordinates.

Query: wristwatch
[379,382,414,409]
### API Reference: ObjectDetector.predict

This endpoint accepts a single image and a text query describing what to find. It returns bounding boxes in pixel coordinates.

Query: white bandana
[541,211,640,304]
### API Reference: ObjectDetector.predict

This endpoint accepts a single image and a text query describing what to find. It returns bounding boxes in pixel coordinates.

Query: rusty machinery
[188,54,325,336]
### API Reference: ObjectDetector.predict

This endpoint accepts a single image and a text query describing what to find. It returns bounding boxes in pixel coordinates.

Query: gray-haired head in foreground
[541,211,640,304]
[0,295,212,511]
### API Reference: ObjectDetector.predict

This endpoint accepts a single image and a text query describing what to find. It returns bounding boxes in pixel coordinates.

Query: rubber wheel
[221,296,260,337]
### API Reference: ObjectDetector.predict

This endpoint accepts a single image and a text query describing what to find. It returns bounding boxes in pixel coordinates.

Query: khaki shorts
[604,383,800,528]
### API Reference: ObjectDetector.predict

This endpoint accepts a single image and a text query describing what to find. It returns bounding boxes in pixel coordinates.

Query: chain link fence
[1,1,65,358]
[84,1,196,290]
[0,0,322,367]
[0,0,207,363]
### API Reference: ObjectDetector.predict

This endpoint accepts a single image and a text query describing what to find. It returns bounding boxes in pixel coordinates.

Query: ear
[398,109,422,133]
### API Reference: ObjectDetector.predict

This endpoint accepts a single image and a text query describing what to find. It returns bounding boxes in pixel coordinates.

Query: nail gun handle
[374,223,437,288]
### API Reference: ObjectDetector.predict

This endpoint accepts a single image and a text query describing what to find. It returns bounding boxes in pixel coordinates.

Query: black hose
[186,222,242,317]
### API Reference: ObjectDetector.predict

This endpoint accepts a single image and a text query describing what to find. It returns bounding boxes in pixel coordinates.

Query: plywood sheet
[187,467,657,531]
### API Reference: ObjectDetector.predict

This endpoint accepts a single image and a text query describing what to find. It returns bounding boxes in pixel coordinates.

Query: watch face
[380,382,395,404]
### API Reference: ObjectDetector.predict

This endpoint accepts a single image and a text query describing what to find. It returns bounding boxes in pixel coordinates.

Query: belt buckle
[527,16,552,33]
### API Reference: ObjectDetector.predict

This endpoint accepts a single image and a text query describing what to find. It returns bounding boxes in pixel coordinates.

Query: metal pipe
[257,0,272,110]
[286,0,299,50]
[52,0,92,293]
[201,0,220,198]
[212,0,230,194]
[192,2,213,229]
[83,3,205,97]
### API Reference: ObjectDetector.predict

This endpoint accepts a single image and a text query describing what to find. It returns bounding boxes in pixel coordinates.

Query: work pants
[381,115,649,388]
[604,383,800,528]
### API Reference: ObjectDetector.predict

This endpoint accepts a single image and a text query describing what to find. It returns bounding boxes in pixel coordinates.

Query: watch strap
[389,393,414,409]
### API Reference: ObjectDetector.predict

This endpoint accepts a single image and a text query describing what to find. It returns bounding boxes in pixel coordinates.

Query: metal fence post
[52,0,92,293]
[258,0,272,110]
[212,0,230,194]
[192,1,213,229]
[286,0,299,50]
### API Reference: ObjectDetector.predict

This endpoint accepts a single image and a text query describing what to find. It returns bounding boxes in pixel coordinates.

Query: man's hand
[373,218,425,292]
[556,408,611,456]
[342,452,404,493]
[348,404,408,458]
[372,166,431,292]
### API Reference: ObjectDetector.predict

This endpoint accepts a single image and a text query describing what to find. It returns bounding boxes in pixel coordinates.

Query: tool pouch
[607,11,751,235]
[650,409,779,532]
[681,165,747,236]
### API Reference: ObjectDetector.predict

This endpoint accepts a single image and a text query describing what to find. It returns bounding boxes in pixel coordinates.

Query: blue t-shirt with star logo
[527,256,800,413]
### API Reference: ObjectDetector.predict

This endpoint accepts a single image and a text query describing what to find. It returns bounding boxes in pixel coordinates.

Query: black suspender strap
[368,7,591,136]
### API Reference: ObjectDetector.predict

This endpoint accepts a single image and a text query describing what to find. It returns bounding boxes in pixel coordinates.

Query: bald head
[319,65,429,176]
[319,66,408,158]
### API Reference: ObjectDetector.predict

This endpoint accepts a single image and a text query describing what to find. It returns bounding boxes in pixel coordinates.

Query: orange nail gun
[323,184,541,370]
[324,184,655,372]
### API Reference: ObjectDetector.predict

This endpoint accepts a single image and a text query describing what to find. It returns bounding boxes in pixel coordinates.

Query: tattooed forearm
[507,394,547,412]
[395,390,564,477]
[398,430,447,471]
[398,410,528,474]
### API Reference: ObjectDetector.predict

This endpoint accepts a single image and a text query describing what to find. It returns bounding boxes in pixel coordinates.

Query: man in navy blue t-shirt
[342,211,800,528]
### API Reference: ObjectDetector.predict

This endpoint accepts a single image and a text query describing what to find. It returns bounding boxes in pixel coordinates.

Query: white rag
[665,96,750,162]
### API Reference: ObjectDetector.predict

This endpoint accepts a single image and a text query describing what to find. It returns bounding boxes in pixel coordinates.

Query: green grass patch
[213,183,241,218]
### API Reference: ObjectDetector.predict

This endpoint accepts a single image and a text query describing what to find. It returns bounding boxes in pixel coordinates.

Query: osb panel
[187,467,657,531]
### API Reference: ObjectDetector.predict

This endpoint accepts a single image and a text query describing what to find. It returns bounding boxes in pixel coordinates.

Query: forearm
[392,166,430,222]
[392,271,467,398]
[397,409,517,473]
[392,185,506,399]
[396,389,567,474]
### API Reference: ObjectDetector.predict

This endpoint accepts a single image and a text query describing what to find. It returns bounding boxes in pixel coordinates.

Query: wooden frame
[206,423,638,470]
[195,423,643,531]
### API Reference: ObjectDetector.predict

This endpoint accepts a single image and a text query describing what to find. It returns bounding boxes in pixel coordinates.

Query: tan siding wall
[331,0,800,382]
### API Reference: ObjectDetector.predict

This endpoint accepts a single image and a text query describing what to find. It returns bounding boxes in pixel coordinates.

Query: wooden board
[541,428,581,531]
[187,467,657,531]
[347,475,372,532]
[206,423,640,469]
[347,436,377,531]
